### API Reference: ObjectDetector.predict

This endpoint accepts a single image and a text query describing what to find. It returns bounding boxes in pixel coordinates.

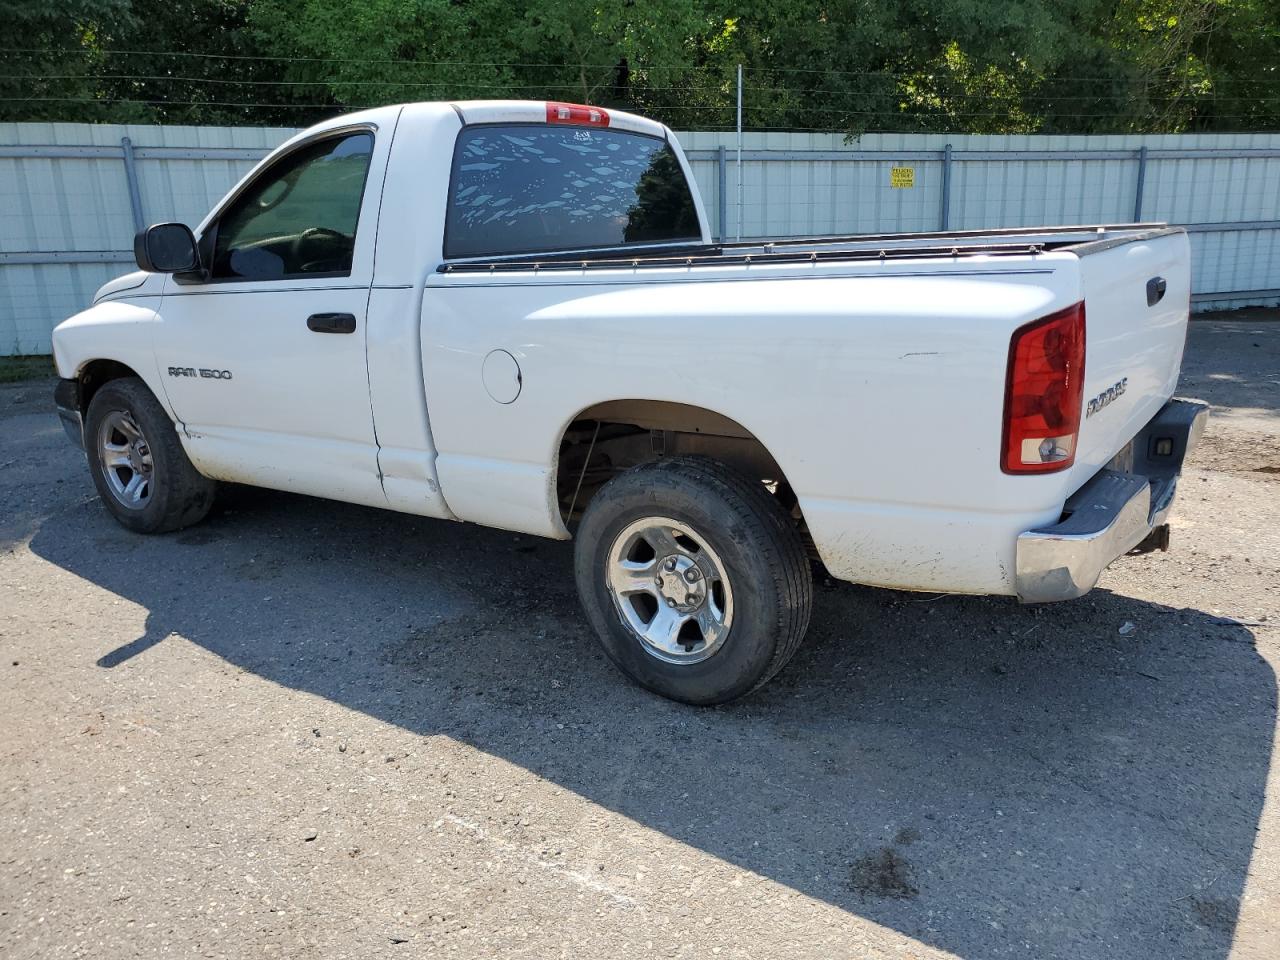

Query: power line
[4,75,1276,114]
[0,74,730,94]
[4,48,1280,86]
[3,95,1273,125]
[0,96,352,111]
[742,85,1280,105]
[3,73,1275,107]
[0,47,634,70]
[6,83,1274,118]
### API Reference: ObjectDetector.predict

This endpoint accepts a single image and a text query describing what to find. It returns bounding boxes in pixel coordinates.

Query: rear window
[444,125,701,259]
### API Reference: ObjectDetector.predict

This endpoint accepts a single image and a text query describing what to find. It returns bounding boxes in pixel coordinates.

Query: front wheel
[84,377,217,534]
[574,456,813,705]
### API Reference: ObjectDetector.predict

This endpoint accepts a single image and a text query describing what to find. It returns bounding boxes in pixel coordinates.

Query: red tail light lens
[545,102,610,127]
[1001,302,1086,474]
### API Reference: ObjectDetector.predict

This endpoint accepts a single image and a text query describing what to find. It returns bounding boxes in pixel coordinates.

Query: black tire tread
[653,457,812,693]
[85,377,216,534]
[576,455,813,702]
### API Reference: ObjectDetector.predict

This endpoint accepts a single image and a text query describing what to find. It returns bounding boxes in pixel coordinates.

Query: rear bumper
[54,378,83,449]
[1015,397,1209,603]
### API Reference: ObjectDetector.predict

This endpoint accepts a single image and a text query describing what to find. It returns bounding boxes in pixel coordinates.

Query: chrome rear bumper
[1015,397,1209,603]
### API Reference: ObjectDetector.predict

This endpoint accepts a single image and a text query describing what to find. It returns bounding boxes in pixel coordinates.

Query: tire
[574,456,813,705]
[84,377,217,534]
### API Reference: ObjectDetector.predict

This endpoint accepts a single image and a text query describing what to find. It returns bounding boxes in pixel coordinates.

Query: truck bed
[438,223,1181,273]
[426,219,1191,597]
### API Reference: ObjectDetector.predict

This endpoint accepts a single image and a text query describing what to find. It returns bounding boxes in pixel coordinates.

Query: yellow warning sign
[890,166,915,188]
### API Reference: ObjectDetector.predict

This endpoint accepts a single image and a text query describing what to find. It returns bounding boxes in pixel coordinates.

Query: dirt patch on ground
[1189,429,1279,480]
[1190,896,1239,935]
[848,847,919,900]
[0,377,57,422]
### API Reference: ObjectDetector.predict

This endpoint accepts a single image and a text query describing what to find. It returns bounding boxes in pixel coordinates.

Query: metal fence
[679,130,1280,318]
[2,122,1278,355]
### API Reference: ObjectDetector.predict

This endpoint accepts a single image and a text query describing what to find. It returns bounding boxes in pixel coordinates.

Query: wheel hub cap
[605,517,734,665]
[656,554,705,612]
[127,440,148,473]
[97,410,154,509]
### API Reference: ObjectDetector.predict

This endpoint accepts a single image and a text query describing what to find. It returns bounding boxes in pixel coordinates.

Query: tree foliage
[1,0,1276,133]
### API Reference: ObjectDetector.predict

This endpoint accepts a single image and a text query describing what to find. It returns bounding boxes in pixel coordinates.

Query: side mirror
[134,222,200,274]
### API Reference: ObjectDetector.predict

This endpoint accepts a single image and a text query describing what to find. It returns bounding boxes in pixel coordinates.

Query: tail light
[1001,302,1086,474]
[545,102,610,127]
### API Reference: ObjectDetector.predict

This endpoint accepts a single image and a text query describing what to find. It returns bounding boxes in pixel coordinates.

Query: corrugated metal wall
[0,122,297,356]
[680,131,1280,319]
[3,123,1278,355]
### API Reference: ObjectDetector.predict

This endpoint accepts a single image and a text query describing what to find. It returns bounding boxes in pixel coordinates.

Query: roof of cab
[449,99,667,139]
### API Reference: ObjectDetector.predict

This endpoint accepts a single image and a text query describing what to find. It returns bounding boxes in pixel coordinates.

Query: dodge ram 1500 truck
[51,100,1208,704]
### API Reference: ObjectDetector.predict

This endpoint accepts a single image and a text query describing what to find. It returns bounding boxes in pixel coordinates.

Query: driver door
[154,126,391,508]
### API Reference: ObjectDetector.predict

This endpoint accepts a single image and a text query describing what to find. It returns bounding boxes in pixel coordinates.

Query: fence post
[940,143,953,231]
[735,63,743,240]
[716,145,727,242]
[1133,145,1148,222]
[120,137,145,233]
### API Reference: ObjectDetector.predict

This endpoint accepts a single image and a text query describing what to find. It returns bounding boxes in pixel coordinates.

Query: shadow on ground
[30,484,1274,960]
[1184,319,1280,418]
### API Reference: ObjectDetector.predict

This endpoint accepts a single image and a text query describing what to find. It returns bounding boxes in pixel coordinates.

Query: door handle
[1146,276,1167,307]
[307,312,356,334]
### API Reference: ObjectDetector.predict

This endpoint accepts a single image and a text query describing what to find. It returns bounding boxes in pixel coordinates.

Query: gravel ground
[1,315,1277,959]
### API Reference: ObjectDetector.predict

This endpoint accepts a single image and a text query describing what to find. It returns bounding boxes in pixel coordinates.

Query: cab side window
[209,132,373,281]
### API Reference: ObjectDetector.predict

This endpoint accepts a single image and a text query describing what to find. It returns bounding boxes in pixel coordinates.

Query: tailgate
[1068,229,1191,486]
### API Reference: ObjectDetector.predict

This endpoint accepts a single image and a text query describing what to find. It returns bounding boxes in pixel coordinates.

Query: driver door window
[209,132,373,281]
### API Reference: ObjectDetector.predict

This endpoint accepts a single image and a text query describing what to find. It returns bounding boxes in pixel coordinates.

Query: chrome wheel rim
[605,516,734,665]
[96,410,154,510]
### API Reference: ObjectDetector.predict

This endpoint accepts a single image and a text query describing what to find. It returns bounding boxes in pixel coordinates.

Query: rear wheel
[574,456,812,705]
[85,377,217,534]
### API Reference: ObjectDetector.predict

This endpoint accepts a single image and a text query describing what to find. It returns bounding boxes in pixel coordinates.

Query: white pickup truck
[52,100,1207,704]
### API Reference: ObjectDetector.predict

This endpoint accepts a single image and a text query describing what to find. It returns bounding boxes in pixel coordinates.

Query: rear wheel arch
[553,398,806,533]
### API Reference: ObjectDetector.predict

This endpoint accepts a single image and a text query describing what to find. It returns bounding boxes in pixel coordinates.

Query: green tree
[1106,0,1280,131]
[247,0,719,119]
[0,0,139,122]
[1,0,1276,133]
[247,0,516,109]
[0,1,320,125]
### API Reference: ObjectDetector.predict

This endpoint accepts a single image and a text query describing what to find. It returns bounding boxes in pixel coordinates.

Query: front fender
[51,299,174,422]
